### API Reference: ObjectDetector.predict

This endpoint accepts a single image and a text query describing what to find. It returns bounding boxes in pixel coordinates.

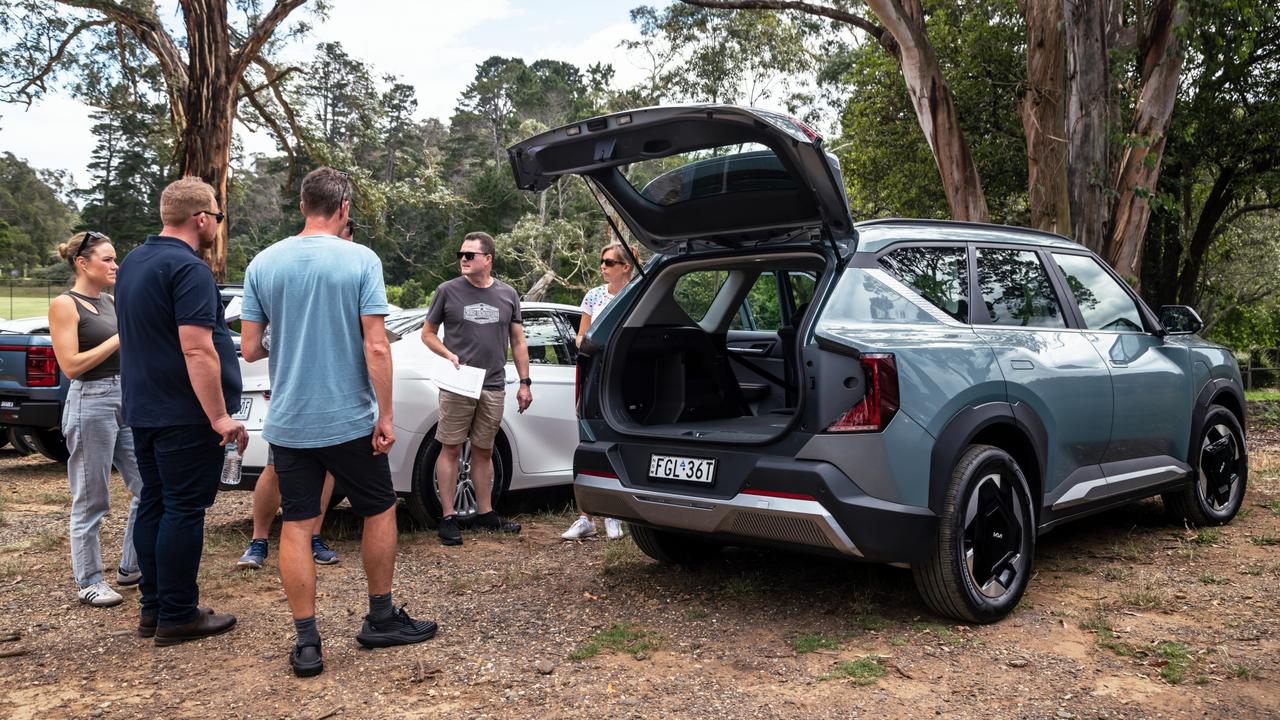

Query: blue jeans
[62,376,142,587]
[131,424,222,627]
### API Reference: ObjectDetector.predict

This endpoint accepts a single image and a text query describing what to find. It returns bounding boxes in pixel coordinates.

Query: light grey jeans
[62,375,142,588]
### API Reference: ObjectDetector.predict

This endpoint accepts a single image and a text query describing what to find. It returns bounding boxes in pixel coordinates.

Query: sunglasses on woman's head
[601,258,626,267]
[457,251,490,261]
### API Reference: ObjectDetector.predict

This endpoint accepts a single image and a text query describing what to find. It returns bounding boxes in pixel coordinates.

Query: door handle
[728,346,768,355]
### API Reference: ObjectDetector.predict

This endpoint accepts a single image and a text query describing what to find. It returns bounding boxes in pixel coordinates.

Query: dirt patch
[1,410,1279,719]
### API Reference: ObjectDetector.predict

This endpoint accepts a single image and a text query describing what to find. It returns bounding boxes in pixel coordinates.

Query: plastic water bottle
[220,442,242,486]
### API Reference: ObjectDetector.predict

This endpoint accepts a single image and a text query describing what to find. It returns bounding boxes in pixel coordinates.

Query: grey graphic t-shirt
[426,276,523,389]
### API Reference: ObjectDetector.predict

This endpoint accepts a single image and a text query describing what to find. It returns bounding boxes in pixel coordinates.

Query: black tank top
[64,290,120,381]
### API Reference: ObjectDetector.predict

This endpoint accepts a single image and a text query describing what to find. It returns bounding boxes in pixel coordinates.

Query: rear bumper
[0,400,61,429]
[574,462,938,565]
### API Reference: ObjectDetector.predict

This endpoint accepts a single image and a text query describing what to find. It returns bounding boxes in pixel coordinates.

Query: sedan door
[506,310,580,477]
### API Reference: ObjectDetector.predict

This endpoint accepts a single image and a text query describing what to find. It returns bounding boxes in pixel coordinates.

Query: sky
[0,0,659,186]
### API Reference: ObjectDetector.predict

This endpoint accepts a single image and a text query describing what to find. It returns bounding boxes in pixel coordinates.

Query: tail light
[826,353,898,433]
[27,346,60,387]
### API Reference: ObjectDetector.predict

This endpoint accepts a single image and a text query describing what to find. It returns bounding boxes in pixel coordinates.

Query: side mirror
[1159,305,1204,335]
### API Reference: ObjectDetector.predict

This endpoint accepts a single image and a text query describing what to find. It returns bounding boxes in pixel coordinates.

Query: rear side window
[1053,253,1145,332]
[976,248,1066,328]
[522,312,577,365]
[673,270,729,322]
[878,246,969,322]
[818,267,935,327]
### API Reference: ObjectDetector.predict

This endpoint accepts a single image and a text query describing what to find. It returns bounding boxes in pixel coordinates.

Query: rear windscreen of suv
[635,146,796,206]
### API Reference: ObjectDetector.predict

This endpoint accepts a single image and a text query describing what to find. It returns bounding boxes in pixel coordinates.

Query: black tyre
[24,428,69,463]
[405,437,507,529]
[629,524,722,566]
[913,444,1036,624]
[1164,404,1247,526]
[7,427,36,455]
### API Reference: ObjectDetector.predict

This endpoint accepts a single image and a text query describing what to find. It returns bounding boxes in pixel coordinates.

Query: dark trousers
[131,424,222,627]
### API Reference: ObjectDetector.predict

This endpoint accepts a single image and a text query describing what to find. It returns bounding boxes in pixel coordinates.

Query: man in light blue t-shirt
[240,167,437,678]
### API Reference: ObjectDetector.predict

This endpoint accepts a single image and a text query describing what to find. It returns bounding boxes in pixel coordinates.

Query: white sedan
[230,302,583,526]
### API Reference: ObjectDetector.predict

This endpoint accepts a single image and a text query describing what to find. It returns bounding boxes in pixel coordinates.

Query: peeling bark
[1106,0,1188,279]
[1019,0,1070,234]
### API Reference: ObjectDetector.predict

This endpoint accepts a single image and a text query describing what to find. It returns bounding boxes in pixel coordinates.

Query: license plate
[648,454,716,484]
[232,397,252,421]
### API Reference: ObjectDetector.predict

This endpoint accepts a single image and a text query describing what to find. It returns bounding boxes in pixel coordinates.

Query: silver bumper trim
[575,473,862,557]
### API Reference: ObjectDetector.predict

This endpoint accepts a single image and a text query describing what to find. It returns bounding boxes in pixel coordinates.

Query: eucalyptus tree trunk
[1020,0,1070,235]
[866,0,988,221]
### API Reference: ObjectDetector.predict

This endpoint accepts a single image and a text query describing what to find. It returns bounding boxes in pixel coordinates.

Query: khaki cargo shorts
[435,388,506,449]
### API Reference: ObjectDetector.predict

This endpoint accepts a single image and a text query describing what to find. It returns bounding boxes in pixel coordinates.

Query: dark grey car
[508,105,1248,623]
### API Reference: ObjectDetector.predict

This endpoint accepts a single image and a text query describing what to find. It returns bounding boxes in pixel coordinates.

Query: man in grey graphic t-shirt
[421,231,532,546]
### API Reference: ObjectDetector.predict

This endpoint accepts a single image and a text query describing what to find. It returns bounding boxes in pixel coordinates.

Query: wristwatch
[519,377,532,386]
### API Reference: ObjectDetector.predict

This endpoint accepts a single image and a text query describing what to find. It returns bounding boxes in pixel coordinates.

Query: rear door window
[521,312,577,365]
[975,248,1066,328]
[1052,253,1145,332]
[673,270,730,323]
[878,246,969,322]
[732,272,783,331]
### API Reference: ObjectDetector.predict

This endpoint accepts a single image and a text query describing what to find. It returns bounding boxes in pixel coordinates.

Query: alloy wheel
[962,471,1028,600]
[1198,423,1242,512]
[434,440,478,521]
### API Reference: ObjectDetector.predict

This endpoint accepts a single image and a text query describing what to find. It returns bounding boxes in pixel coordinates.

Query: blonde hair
[56,231,111,270]
[159,176,217,226]
[601,241,635,276]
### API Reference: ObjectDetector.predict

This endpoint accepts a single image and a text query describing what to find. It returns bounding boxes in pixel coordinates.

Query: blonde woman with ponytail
[48,232,143,607]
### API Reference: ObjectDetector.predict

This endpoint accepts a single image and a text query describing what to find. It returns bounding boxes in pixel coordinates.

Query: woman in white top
[563,241,635,541]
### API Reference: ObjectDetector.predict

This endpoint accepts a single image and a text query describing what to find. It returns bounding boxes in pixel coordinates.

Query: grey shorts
[434,389,505,449]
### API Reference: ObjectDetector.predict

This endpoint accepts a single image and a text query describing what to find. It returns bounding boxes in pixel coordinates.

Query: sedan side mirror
[1159,305,1204,335]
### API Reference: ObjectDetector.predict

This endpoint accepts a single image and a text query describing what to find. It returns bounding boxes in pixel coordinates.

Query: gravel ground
[1,410,1278,719]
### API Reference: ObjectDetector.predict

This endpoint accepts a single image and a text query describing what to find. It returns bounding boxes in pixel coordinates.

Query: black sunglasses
[76,231,108,260]
[345,219,355,239]
[457,251,490,261]
[193,210,225,223]
[601,258,627,267]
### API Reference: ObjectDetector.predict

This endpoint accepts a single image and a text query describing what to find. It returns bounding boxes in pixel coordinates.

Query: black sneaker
[355,606,438,649]
[290,640,324,678]
[438,515,463,546]
[472,511,521,534]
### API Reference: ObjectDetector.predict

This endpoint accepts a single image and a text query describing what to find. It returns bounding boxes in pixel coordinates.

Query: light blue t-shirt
[241,234,389,448]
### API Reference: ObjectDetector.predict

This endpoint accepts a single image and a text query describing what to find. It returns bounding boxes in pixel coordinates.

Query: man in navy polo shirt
[116,177,246,646]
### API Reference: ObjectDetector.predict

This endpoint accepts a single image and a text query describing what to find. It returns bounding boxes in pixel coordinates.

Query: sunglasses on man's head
[193,210,225,223]
[457,251,490,261]
[601,258,626,267]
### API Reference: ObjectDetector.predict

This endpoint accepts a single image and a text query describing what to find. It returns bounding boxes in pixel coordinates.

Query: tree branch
[238,77,296,182]
[230,0,309,83]
[680,0,891,49]
[56,0,187,89]
[248,55,307,189]
[3,18,110,105]
[1216,201,1280,234]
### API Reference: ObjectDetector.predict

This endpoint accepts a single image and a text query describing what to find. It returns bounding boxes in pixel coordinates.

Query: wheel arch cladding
[930,402,1046,518]
[1189,378,1247,470]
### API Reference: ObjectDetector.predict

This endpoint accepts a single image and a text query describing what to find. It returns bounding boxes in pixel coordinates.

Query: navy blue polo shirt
[116,235,241,428]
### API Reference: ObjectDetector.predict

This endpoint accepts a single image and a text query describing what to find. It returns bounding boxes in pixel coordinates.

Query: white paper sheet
[432,362,486,399]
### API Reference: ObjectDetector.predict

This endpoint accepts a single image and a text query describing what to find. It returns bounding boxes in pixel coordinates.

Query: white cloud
[0,95,97,185]
[533,21,650,91]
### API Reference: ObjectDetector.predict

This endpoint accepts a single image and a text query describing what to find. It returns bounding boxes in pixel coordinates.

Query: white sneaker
[561,515,597,540]
[604,517,625,539]
[77,581,123,607]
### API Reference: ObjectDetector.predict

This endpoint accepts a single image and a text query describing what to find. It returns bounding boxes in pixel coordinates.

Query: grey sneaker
[238,538,268,569]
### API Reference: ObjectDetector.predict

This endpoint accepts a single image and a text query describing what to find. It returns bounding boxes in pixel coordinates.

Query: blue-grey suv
[508,105,1248,623]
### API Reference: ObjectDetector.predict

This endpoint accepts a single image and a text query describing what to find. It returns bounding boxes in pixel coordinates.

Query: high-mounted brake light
[826,354,898,433]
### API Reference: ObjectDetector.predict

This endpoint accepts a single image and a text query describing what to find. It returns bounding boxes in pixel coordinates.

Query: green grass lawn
[1245,388,1280,402]
[1,297,55,321]
[0,285,59,321]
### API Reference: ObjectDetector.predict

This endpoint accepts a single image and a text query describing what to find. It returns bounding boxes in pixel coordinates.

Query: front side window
[879,246,969,322]
[976,248,1066,328]
[1053,253,1145,332]
[522,312,576,365]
